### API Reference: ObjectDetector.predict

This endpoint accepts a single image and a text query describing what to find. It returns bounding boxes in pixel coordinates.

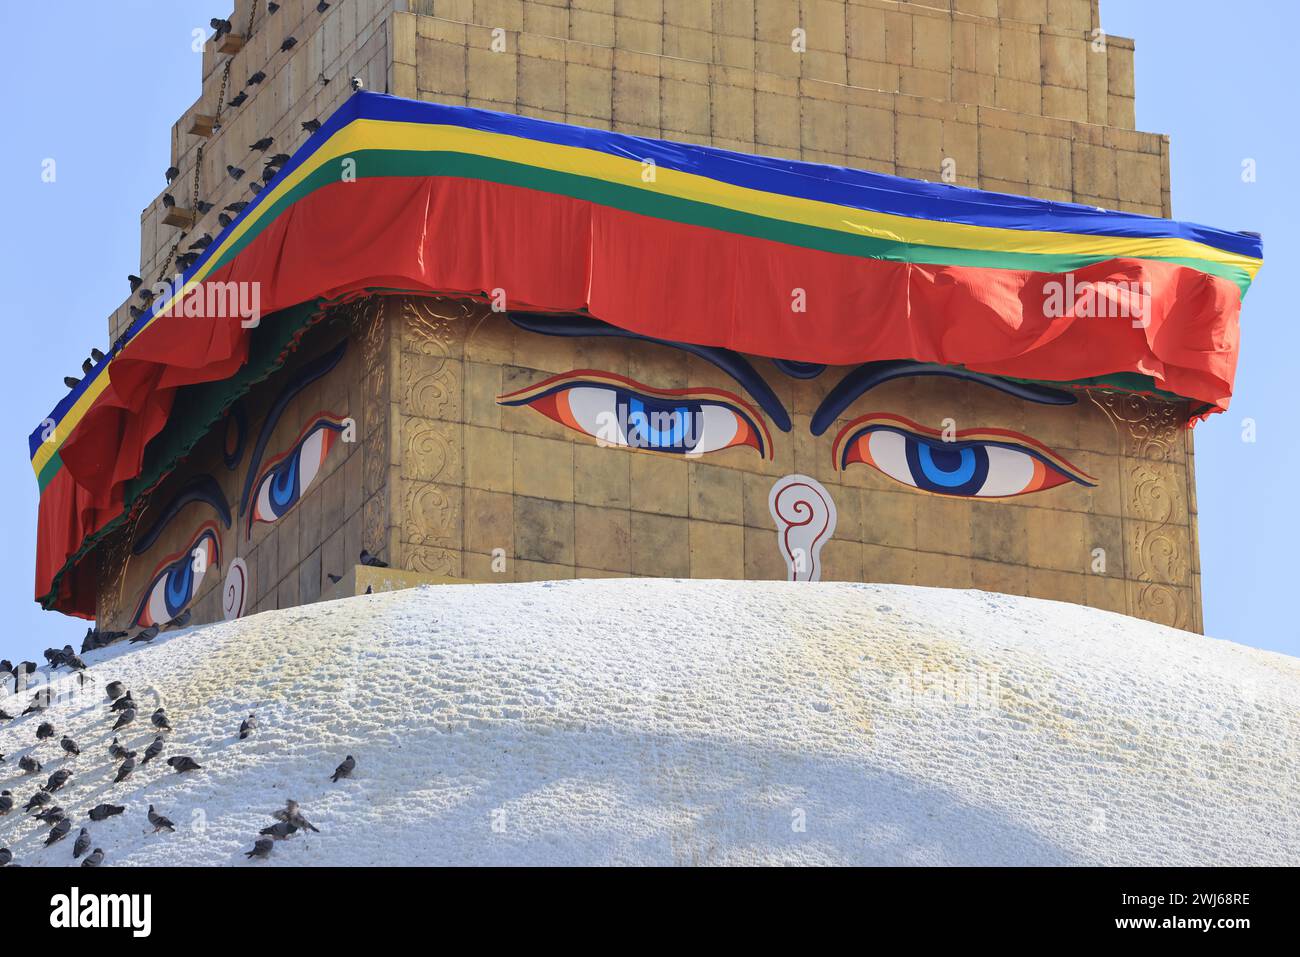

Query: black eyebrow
[507,313,792,432]
[132,474,231,556]
[811,361,1077,436]
[239,339,348,517]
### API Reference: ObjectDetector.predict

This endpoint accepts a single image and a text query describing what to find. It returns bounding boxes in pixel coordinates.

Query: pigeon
[187,234,213,251]
[176,252,200,270]
[73,828,91,858]
[142,736,165,765]
[36,806,65,825]
[250,137,274,152]
[359,549,388,568]
[113,757,136,783]
[272,799,320,833]
[167,756,203,774]
[259,821,297,840]
[246,71,266,86]
[65,655,87,672]
[364,585,373,594]
[249,182,263,195]
[90,347,105,363]
[327,573,342,585]
[129,306,143,320]
[131,626,159,644]
[82,357,93,374]
[280,36,297,52]
[0,711,11,721]
[331,755,355,782]
[162,192,175,208]
[45,819,72,846]
[302,118,322,133]
[196,200,214,214]
[165,166,180,183]
[147,805,176,833]
[64,376,80,389]
[228,91,248,107]
[227,165,246,180]
[106,680,126,701]
[18,755,41,775]
[267,153,290,166]
[88,803,125,822]
[81,848,104,867]
[225,201,249,213]
[317,1,330,12]
[218,212,234,228]
[36,721,55,740]
[24,790,51,813]
[22,689,50,715]
[151,708,172,731]
[0,791,11,815]
[261,165,278,183]
[269,1,280,12]
[111,692,135,712]
[350,76,364,91]
[245,838,274,859]
[210,17,231,40]
[165,609,191,629]
[108,737,131,761]
[0,848,10,866]
[113,708,137,731]
[45,769,72,792]
[239,714,257,739]
[60,736,80,757]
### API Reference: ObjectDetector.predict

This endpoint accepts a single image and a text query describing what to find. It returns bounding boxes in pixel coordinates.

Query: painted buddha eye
[499,370,772,458]
[832,414,1094,497]
[133,525,221,627]
[249,414,349,530]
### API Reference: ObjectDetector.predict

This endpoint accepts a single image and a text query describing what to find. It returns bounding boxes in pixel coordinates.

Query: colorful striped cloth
[28,91,1262,614]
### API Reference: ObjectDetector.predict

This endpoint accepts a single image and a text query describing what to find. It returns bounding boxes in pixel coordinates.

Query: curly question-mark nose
[768,474,837,582]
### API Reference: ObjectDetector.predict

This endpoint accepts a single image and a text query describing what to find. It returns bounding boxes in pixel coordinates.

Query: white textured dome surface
[1,579,1296,866]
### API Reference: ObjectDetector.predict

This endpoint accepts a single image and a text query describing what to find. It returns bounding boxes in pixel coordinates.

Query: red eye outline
[498,369,774,459]
[831,412,1095,497]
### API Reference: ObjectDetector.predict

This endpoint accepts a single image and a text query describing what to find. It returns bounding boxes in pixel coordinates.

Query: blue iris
[266,454,301,514]
[163,560,195,618]
[905,436,990,495]
[619,392,701,453]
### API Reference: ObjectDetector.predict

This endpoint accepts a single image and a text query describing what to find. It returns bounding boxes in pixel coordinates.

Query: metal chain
[158,0,261,286]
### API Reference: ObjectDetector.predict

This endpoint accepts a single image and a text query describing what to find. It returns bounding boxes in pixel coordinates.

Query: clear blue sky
[0,2,1293,664]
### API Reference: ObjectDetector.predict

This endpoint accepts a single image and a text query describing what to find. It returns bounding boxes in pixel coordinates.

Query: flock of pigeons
[0,629,357,866]
[63,0,346,392]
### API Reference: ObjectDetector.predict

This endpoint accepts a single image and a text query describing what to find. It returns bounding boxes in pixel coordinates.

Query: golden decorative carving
[405,544,460,577]
[354,295,387,373]
[97,524,135,627]
[400,353,461,421]
[362,493,387,560]
[1088,391,1196,631]
[402,418,462,483]
[401,481,461,548]
[1089,391,1182,461]
[400,296,472,357]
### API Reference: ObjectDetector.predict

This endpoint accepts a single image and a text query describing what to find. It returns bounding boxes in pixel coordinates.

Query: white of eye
[865,430,915,486]
[690,404,741,454]
[975,445,1038,497]
[565,387,625,446]
[297,426,330,495]
[254,472,278,521]
[146,582,171,629]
